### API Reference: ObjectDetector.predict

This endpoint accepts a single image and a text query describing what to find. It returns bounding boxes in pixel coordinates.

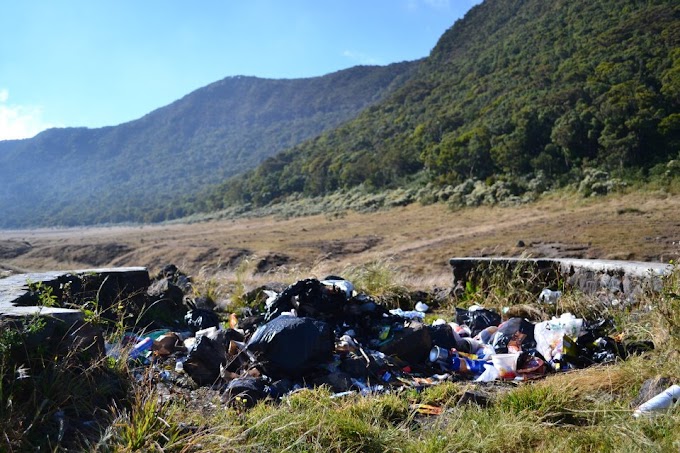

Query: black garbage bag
[223,377,269,408]
[265,278,349,323]
[428,324,459,350]
[379,322,432,364]
[184,335,228,386]
[455,307,502,337]
[184,299,220,332]
[246,316,334,378]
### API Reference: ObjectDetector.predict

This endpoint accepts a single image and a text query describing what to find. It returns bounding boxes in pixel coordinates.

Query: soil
[1,192,679,285]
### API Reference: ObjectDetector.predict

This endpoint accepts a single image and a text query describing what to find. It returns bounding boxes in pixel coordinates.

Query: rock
[145,278,188,327]
[458,390,492,407]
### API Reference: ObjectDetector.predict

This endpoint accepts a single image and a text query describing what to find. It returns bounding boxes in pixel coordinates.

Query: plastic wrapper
[535,313,583,367]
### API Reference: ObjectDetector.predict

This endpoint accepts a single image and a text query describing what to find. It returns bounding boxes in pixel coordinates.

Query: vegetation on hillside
[1,0,677,227]
[0,62,417,227]
[195,0,679,213]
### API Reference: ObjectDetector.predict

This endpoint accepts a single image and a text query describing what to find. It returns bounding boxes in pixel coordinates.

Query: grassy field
[3,261,676,452]
[1,189,679,281]
[1,190,679,451]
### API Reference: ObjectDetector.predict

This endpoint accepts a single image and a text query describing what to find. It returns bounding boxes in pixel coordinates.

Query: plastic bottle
[633,385,680,417]
[129,337,153,360]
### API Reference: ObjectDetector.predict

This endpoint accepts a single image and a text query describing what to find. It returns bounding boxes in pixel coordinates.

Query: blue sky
[0,0,481,140]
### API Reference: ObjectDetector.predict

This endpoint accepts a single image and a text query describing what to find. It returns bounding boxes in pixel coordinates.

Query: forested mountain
[200,0,679,210]
[0,62,417,227]
[2,0,678,227]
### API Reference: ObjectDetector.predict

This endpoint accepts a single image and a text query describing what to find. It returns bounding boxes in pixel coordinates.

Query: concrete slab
[0,267,149,323]
[449,257,674,302]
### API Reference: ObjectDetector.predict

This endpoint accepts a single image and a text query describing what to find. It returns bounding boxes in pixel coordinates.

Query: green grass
[2,265,679,452]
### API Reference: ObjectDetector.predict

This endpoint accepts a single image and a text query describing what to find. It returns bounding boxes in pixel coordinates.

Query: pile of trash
[108,267,654,409]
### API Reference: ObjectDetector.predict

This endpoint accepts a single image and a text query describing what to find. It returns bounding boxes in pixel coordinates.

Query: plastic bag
[535,313,583,367]
[455,307,501,337]
[246,316,334,377]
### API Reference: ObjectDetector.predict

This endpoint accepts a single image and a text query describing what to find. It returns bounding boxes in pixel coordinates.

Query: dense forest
[193,0,679,212]
[0,63,417,227]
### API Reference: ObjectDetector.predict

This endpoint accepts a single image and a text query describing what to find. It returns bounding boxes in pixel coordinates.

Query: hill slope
[210,0,679,210]
[0,62,418,227]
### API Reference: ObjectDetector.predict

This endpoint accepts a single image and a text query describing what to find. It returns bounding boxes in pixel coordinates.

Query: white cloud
[407,0,481,11]
[422,0,451,8]
[406,0,450,10]
[0,89,55,140]
[342,50,382,65]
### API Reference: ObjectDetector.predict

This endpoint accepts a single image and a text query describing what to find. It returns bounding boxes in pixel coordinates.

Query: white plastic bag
[534,313,583,366]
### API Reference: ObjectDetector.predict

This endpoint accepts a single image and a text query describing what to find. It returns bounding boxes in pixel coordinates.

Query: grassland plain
[1,189,679,281]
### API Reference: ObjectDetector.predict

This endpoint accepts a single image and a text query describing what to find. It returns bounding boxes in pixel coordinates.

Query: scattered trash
[535,313,584,369]
[538,288,562,304]
[415,301,429,312]
[101,264,655,412]
[490,353,520,379]
[128,337,153,360]
[411,403,443,415]
[388,308,425,321]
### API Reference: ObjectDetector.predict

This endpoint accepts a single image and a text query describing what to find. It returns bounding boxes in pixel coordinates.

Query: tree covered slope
[208,0,679,210]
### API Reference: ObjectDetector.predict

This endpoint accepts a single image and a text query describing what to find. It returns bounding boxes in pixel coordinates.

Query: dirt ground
[1,191,679,286]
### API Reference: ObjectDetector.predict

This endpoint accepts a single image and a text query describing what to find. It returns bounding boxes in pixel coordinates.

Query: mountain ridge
[2,0,679,227]
[0,61,419,226]
[206,0,678,212]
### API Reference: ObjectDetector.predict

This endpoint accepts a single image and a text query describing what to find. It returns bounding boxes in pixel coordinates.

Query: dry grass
[1,191,679,281]
[2,191,680,451]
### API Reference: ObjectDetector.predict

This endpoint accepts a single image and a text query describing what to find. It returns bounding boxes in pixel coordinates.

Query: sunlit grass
[2,261,679,451]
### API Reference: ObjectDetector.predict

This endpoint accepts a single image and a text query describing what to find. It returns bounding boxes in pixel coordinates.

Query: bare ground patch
[1,192,679,279]
[25,242,132,267]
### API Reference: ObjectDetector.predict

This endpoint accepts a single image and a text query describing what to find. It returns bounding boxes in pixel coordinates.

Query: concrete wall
[0,267,149,323]
[449,257,674,303]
